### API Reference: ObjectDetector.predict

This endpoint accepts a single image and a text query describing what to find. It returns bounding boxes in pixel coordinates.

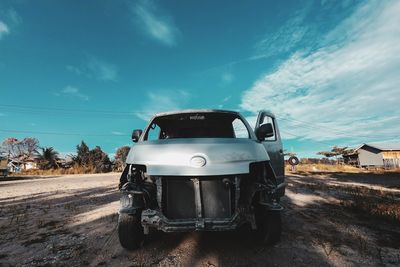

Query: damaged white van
[118,110,285,249]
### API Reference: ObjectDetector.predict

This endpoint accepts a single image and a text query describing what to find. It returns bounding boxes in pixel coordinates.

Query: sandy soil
[0,172,399,266]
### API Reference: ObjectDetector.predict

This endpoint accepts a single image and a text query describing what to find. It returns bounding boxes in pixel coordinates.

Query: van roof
[154,109,240,117]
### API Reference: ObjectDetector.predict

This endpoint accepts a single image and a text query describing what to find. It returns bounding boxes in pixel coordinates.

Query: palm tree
[37,147,59,170]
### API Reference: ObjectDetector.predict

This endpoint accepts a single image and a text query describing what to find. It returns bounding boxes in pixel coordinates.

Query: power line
[0,109,139,120]
[0,104,145,115]
[1,103,398,141]
[280,129,336,147]
[277,116,399,140]
[0,126,334,146]
[0,128,128,137]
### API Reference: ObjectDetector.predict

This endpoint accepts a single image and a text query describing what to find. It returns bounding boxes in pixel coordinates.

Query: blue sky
[0,0,399,158]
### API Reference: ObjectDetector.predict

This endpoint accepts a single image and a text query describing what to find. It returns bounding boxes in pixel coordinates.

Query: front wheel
[254,207,282,245]
[118,214,144,250]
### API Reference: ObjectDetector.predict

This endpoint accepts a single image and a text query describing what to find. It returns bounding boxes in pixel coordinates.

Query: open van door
[255,111,284,182]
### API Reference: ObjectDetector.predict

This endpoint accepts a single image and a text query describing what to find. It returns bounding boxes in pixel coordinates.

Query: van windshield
[144,112,250,140]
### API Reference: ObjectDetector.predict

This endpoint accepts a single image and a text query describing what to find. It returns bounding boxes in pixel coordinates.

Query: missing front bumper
[141,209,245,232]
[119,170,285,233]
[141,175,251,232]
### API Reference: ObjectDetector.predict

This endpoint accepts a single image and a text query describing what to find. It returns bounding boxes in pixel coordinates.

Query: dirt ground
[0,172,399,267]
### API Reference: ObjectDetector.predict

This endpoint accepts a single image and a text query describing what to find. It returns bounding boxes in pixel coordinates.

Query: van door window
[260,116,276,141]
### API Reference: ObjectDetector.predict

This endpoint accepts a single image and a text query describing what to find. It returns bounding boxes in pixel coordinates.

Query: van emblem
[190,156,206,167]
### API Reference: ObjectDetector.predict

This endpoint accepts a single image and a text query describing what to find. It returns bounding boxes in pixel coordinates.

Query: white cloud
[217,95,232,109]
[111,131,125,136]
[66,56,118,82]
[6,8,22,25]
[241,0,400,144]
[66,65,83,75]
[0,21,10,39]
[86,57,118,81]
[221,72,234,85]
[222,95,231,103]
[253,4,312,60]
[57,86,89,101]
[136,90,190,121]
[0,8,22,40]
[133,0,180,46]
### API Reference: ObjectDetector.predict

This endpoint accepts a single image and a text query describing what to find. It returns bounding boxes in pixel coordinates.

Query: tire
[254,207,282,245]
[118,214,144,250]
[288,156,299,166]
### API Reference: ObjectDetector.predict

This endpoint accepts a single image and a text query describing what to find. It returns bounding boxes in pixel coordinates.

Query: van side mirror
[132,129,142,143]
[255,123,274,141]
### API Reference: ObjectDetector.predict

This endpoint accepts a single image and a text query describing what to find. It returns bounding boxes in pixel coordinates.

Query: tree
[74,141,90,167]
[283,150,297,157]
[316,151,339,158]
[72,141,112,173]
[317,146,355,164]
[331,146,349,155]
[22,137,39,159]
[114,146,130,171]
[1,137,39,159]
[37,147,60,170]
[88,146,112,173]
[2,137,23,158]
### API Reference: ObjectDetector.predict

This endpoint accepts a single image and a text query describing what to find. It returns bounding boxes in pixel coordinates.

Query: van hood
[125,138,269,176]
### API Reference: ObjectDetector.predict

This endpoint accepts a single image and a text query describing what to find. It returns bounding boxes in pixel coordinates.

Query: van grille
[162,176,234,220]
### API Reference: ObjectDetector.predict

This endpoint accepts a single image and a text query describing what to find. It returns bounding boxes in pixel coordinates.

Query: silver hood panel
[126,138,269,176]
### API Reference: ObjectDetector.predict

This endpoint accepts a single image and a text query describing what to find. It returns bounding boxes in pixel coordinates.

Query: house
[343,143,400,168]
[0,157,8,177]
[57,156,74,168]
[16,155,38,170]
[7,160,21,173]
[5,155,38,172]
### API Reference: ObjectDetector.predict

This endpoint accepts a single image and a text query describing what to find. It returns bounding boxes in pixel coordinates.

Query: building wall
[358,148,384,167]
[383,158,400,168]
[382,151,400,168]
[24,162,37,170]
[382,151,400,159]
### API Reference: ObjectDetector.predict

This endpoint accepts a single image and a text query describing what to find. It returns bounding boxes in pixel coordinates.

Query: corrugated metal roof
[360,143,400,151]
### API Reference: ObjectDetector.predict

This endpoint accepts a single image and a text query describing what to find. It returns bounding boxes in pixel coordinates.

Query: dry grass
[287,163,400,174]
[340,187,400,223]
[292,177,400,223]
[15,165,110,176]
[288,165,400,223]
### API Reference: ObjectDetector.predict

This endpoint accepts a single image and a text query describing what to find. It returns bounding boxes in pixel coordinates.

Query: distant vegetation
[0,137,130,175]
[37,147,60,170]
[286,162,400,174]
[317,146,354,159]
[72,141,112,173]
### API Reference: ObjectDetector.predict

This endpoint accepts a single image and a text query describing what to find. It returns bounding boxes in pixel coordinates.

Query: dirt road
[0,172,399,266]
